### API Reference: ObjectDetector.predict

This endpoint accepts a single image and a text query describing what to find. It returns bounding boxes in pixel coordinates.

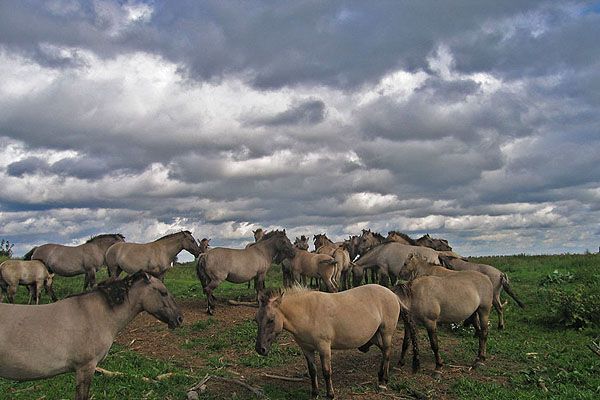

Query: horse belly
[226,272,255,284]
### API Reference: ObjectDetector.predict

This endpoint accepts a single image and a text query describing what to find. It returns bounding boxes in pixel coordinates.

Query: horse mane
[259,284,312,303]
[261,230,286,240]
[86,233,125,243]
[388,231,416,245]
[66,272,148,308]
[154,230,191,242]
[392,282,412,300]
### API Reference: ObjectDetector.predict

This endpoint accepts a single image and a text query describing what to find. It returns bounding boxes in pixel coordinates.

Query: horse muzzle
[168,315,184,329]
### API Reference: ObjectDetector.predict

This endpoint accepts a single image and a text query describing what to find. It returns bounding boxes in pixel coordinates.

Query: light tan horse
[0,271,182,400]
[105,231,200,278]
[414,234,464,259]
[313,234,351,290]
[386,231,417,246]
[0,260,57,304]
[255,285,419,398]
[439,255,525,330]
[282,248,338,292]
[24,234,125,290]
[352,241,441,287]
[196,230,295,315]
[393,254,493,379]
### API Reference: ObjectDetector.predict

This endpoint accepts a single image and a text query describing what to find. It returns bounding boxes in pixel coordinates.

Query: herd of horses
[0,228,525,399]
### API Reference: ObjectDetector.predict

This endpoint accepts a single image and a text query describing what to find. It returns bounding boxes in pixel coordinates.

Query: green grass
[0,255,599,399]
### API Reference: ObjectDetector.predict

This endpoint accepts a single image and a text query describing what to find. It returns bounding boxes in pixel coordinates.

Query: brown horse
[414,234,452,251]
[0,260,57,304]
[24,234,125,290]
[386,231,417,246]
[393,254,493,379]
[439,256,525,329]
[106,231,200,278]
[198,238,211,254]
[255,285,418,398]
[0,271,182,400]
[196,230,295,314]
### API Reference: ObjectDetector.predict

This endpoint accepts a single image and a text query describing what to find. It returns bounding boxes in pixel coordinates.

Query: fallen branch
[588,341,600,358]
[227,299,259,307]
[188,374,265,398]
[261,372,305,382]
[94,367,124,377]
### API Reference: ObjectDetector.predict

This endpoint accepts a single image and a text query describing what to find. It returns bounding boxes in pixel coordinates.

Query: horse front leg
[301,348,319,397]
[319,346,335,398]
[75,363,96,400]
[426,323,443,380]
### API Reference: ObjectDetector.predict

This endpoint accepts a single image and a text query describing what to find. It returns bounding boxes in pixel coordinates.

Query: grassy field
[0,253,599,399]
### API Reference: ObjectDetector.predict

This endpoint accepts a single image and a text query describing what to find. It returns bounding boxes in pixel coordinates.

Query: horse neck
[355,245,381,265]
[253,237,278,259]
[278,293,309,336]
[81,286,144,337]
[156,234,186,258]
[415,263,449,278]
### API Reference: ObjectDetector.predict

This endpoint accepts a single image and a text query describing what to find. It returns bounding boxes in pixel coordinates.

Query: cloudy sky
[1,0,599,259]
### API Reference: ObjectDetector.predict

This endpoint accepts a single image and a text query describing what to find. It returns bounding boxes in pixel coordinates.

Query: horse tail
[196,254,208,289]
[23,247,37,260]
[501,273,525,309]
[399,304,420,372]
[318,258,337,266]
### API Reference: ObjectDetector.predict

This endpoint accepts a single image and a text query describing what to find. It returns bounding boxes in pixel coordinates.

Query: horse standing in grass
[393,254,493,379]
[255,285,419,398]
[0,271,183,400]
[24,234,125,290]
[196,230,295,315]
[105,231,200,279]
[439,255,525,330]
[0,260,57,304]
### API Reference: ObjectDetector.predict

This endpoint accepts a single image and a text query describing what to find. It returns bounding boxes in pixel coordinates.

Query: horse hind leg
[425,322,443,380]
[473,307,490,368]
[493,293,505,330]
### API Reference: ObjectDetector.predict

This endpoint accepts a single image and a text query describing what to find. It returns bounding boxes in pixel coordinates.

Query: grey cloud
[244,99,326,127]
[6,157,49,176]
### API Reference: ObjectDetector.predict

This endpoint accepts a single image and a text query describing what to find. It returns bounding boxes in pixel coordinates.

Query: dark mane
[259,286,285,303]
[392,282,412,300]
[86,233,125,243]
[388,231,416,245]
[66,272,148,308]
[154,231,191,242]
[372,232,386,242]
[262,230,286,240]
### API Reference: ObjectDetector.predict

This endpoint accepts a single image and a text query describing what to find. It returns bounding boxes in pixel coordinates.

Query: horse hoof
[206,308,214,316]
[377,384,387,391]
[432,371,442,381]
[472,361,485,369]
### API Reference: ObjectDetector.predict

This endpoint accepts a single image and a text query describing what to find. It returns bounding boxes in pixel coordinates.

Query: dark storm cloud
[6,156,49,176]
[243,99,326,127]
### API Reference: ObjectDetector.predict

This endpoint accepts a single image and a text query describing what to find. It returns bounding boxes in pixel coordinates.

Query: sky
[1,0,599,260]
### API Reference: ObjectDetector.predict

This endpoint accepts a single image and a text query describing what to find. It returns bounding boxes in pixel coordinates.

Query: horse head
[255,288,285,356]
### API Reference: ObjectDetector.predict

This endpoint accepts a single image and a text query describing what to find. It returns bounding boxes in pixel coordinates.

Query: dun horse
[196,230,295,315]
[313,234,351,290]
[24,234,125,290]
[106,231,200,278]
[440,255,525,329]
[0,260,57,304]
[393,254,493,378]
[282,247,338,292]
[0,272,183,400]
[255,285,419,398]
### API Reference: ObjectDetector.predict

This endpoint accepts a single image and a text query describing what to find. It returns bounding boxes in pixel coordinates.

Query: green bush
[549,286,600,329]
[0,239,13,258]
[539,269,575,287]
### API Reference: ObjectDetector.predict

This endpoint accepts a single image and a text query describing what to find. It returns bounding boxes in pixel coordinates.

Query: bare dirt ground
[116,299,507,399]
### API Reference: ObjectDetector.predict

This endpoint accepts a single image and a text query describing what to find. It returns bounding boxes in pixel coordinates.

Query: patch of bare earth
[116,299,509,399]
